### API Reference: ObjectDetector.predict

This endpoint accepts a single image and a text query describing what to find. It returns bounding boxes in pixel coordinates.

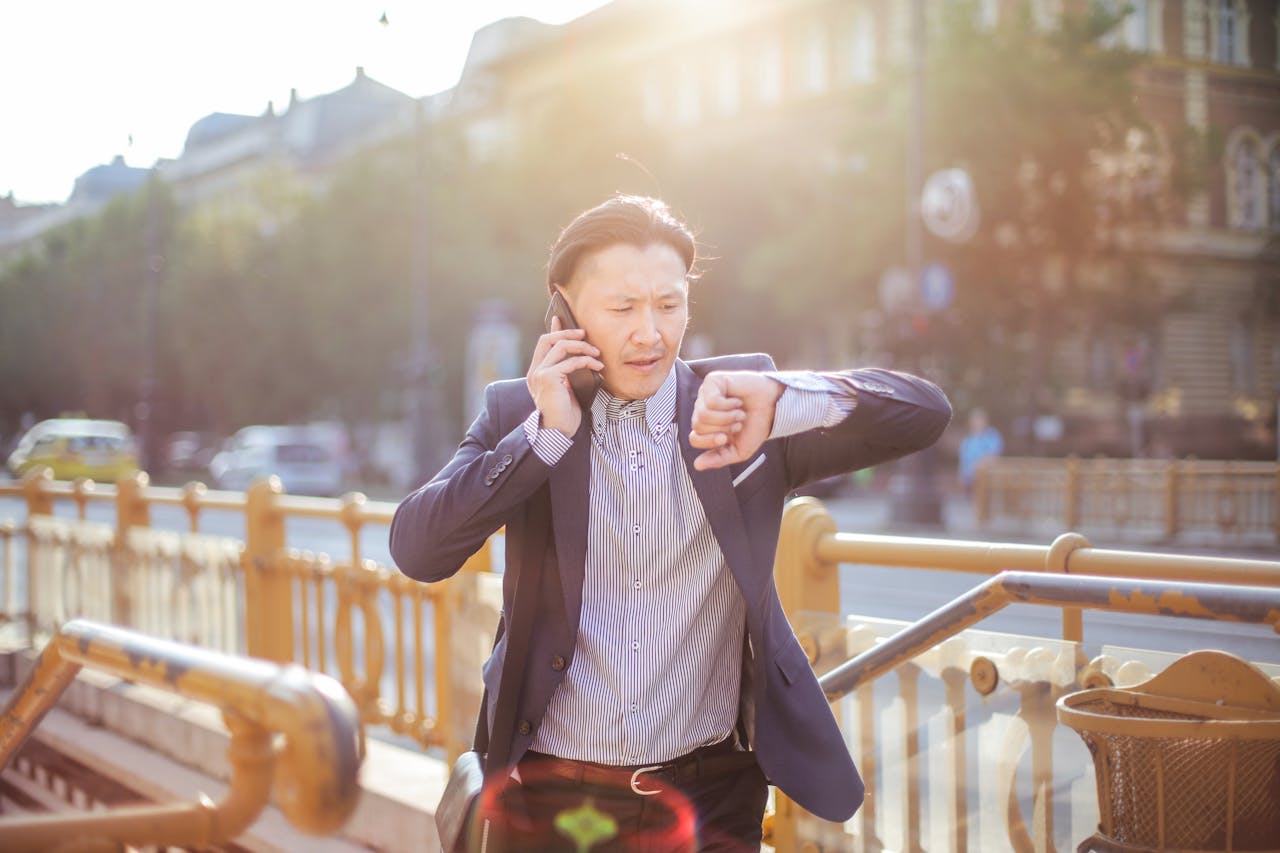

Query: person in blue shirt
[958,407,1002,492]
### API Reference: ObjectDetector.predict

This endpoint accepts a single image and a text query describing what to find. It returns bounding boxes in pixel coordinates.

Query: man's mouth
[625,355,663,371]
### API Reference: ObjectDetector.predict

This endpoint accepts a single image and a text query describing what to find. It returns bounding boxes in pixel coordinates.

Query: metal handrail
[815,530,1280,585]
[0,619,363,851]
[819,571,1280,701]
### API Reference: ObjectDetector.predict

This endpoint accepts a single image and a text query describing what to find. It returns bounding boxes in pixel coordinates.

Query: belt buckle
[629,764,665,796]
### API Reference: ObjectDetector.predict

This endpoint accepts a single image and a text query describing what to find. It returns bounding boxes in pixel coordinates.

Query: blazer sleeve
[776,367,952,491]
[389,382,555,582]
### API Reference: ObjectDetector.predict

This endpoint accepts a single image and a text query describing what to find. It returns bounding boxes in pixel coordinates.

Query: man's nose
[632,309,660,345]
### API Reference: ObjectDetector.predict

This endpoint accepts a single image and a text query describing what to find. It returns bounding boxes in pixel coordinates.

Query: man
[391,195,951,851]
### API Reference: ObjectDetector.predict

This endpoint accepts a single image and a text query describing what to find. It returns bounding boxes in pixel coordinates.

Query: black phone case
[544,294,600,409]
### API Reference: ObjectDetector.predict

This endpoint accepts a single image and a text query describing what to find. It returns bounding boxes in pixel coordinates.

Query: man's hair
[547,195,697,294]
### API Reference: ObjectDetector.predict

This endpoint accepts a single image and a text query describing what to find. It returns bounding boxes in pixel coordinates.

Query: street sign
[921,168,979,243]
[921,262,954,311]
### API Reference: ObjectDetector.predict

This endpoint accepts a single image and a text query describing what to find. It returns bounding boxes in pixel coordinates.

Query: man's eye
[661,304,680,311]
[611,307,631,313]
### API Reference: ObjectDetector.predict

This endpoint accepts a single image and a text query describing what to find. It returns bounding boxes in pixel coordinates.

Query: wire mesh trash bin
[1058,650,1280,853]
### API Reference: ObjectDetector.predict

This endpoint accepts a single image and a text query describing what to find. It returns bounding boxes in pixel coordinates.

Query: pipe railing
[0,618,363,851]
[819,571,1280,701]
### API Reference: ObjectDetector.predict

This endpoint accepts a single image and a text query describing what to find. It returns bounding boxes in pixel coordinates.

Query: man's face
[561,242,689,401]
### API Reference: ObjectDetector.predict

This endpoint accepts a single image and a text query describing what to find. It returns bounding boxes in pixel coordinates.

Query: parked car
[164,431,220,472]
[208,426,344,496]
[5,418,139,481]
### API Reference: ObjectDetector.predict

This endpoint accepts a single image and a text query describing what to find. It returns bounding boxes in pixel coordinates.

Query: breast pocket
[731,452,772,502]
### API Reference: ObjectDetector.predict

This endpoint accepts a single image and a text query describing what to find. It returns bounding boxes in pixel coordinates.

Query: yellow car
[6,418,140,482]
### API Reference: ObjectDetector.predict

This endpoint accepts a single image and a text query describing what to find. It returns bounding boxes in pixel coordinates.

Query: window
[977,0,999,30]
[1230,314,1255,392]
[1216,0,1236,61]
[1031,0,1061,31]
[1269,145,1280,231]
[715,49,740,115]
[1122,0,1152,51]
[801,24,828,94]
[847,8,876,82]
[641,75,663,123]
[757,37,783,104]
[1210,0,1250,65]
[675,64,700,125]
[1226,132,1264,230]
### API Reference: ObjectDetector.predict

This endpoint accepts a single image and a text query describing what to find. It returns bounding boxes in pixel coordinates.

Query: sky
[0,1,610,205]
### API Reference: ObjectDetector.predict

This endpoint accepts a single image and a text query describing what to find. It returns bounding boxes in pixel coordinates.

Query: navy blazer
[390,354,952,822]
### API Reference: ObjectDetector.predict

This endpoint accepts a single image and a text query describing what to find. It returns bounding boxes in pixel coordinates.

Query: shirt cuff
[522,410,574,465]
[766,372,858,439]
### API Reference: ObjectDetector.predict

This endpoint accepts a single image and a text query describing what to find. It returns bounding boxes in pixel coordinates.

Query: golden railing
[974,456,1280,541]
[0,467,495,761]
[0,618,363,851]
[767,497,1280,852]
[5,471,1280,851]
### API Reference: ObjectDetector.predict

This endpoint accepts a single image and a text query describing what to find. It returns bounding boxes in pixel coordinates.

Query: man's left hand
[690,371,784,470]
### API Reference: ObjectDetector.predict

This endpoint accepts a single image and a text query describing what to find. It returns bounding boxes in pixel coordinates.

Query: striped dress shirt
[520,366,854,765]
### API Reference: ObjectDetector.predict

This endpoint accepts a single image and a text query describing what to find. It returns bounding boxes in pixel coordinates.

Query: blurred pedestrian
[958,407,1003,493]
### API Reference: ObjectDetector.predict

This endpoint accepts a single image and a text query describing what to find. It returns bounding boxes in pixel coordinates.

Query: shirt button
[631,641,639,651]
[633,524,641,534]
[630,703,638,712]
[518,720,532,736]
[551,655,566,671]
[633,580,641,590]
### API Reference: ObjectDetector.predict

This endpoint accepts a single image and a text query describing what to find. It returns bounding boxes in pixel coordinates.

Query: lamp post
[888,0,945,527]
[136,175,165,475]
[407,101,446,486]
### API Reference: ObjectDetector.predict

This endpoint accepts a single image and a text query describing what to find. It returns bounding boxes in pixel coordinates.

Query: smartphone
[544,291,601,408]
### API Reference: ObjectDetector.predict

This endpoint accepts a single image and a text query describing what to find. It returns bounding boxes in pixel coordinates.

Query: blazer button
[502,454,513,465]
[551,655,566,671]
[518,720,532,736]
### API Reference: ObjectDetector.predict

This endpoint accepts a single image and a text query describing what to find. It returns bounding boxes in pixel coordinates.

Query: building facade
[440,0,1280,458]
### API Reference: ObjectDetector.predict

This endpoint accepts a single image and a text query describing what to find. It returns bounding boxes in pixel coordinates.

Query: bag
[437,749,485,853]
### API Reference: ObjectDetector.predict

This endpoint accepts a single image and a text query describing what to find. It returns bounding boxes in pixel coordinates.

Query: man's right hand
[526,316,602,436]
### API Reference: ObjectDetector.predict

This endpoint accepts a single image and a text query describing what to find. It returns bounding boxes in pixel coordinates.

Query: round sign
[921,168,979,243]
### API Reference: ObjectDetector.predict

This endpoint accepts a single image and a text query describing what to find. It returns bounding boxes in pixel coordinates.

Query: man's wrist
[523,410,574,465]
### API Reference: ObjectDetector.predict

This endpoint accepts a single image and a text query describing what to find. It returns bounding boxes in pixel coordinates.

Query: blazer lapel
[676,360,764,612]
[549,413,592,638]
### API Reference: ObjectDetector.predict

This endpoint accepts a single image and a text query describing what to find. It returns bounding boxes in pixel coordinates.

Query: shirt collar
[591,366,677,441]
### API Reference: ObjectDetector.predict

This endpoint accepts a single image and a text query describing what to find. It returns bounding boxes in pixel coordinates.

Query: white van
[208,425,344,496]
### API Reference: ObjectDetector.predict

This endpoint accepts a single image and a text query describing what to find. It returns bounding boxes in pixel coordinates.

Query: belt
[522,739,758,797]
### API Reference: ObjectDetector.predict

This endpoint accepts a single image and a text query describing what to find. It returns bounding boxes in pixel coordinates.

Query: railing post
[244,477,292,662]
[974,461,990,526]
[773,498,845,852]
[775,497,839,622]
[1165,459,1180,540]
[21,467,54,517]
[1064,455,1081,530]
[1274,463,1280,541]
[20,468,53,638]
[114,472,151,628]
